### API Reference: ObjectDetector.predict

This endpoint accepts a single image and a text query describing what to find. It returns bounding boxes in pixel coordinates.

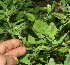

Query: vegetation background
[0,0,70,65]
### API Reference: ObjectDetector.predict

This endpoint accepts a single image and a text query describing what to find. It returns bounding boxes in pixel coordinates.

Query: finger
[4,47,26,57]
[0,39,20,54]
[0,54,17,65]
[5,55,17,65]
[0,54,6,65]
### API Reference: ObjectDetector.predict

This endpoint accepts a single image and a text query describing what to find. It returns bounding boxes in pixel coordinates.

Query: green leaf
[0,10,4,14]
[46,22,57,41]
[58,47,68,53]
[36,39,47,44]
[15,11,25,20]
[64,54,70,65]
[28,35,35,44]
[52,12,66,20]
[33,6,41,14]
[20,54,31,65]
[0,10,5,20]
[0,1,7,9]
[32,20,48,34]
[4,0,11,6]
[66,4,70,12]
[42,7,47,11]
[37,45,50,50]
[24,1,33,7]
[60,0,67,6]
[25,13,35,21]
[36,33,45,38]
[0,15,5,20]
[48,58,56,65]
[58,33,68,43]
[0,28,4,34]
[41,4,51,13]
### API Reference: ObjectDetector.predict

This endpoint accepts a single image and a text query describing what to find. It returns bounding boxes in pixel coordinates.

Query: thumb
[0,54,18,65]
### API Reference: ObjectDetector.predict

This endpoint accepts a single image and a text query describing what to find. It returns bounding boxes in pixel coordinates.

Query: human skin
[0,39,26,65]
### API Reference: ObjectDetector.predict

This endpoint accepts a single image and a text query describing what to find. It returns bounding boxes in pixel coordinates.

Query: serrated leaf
[32,20,48,34]
[46,22,57,40]
[25,13,35,21]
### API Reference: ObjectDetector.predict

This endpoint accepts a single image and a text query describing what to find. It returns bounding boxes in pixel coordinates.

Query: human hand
[0,39,26,65]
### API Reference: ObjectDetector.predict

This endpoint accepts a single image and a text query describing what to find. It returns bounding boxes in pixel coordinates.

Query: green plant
[0,0,70,65]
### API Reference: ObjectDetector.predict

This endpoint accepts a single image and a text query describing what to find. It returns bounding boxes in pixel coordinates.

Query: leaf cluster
[0,0,70,65]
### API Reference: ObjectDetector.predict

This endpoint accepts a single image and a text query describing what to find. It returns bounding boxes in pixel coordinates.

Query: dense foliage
[0,0,70,65]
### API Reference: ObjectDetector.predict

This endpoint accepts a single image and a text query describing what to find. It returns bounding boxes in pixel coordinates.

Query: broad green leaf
[46,22,57,41]
[28,35,35,44]
[32,20,48,34]
[25,13,35,21]
[15,11,25,20]
[20,54,31,65]
[48,58,56,65]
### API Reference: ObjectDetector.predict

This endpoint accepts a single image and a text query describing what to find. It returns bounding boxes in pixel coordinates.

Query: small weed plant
[0,0,70,65]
